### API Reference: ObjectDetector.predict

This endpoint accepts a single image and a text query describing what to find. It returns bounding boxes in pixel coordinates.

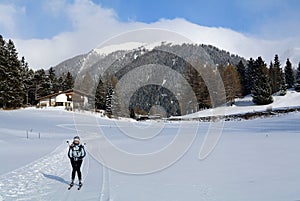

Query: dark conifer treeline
[0,35,74,109]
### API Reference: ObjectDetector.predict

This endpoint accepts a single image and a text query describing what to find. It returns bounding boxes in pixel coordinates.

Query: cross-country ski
[68,183,74,190]
[78,183,83,190]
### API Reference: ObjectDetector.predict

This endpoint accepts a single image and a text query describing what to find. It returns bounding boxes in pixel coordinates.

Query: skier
[68,136,86,189]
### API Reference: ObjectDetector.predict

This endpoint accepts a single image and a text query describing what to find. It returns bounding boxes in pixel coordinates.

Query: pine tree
[6,39,23,108]
[48,67,59,93]
[279,74,287,96]
[26,69,35,105]
[296,62,300,82]
[295,62,300,92]
[269,61,275,93]
[41,74,51,97]
[48,67,56,81]
[129,108,136,119]
[284,58,295,88]
[34,69,51,99]
[105,77,113,118]
[110,75,124,117]
[252,73,273,105]
[63,72,74,91]
[57,73,65,92]
[270,54,286,95]
[20,56,34,105]
[252,57,273,105]
[190,62,211,109]
[236,60,248,96]
[95,79,106,110]
[0,35,8,108]
[246,58,255,94]
[0,37,33,108]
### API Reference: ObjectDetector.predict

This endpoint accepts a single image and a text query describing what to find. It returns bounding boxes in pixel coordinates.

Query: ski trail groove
[0,143,69,201]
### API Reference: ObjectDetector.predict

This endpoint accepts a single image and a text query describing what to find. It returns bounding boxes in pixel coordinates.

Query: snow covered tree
[25,69,35,105]
[110,75,126,117]
[284,58,294,89]
[105,77,113,118]
[34,69,51,99]
[5,39,23,108]
[0,36,33,108]
[111,90,120,117]
[269,54,286,95]
[20,56,34,105]
[0,35,8,108]
[252,57,273,105]
[279,75,287,96]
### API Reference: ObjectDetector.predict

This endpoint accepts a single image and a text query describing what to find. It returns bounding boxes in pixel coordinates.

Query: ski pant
[70,159,83,181]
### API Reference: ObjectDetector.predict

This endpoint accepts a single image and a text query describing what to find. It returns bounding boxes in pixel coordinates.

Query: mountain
[52,53,87,77]
[53,42,246,78]
[53,42,246,117]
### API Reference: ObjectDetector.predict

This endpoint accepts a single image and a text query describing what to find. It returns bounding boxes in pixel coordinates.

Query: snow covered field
[0,108,300,201]
[180,90,300,118]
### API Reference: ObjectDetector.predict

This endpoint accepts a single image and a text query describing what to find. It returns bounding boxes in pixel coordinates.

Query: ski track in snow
[0,143,93,201]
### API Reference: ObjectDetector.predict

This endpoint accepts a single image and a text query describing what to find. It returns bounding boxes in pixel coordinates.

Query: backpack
[68,144,85,161]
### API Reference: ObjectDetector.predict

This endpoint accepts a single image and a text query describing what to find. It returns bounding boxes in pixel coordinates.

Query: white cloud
[4,0,300,69]
[13,0,144,69]
[0,4,17,34]
[150,18,300,64]
[66,0,117,29]
[0,4,26,38]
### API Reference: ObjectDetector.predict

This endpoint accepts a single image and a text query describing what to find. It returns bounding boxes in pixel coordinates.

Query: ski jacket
[68,144,86,161]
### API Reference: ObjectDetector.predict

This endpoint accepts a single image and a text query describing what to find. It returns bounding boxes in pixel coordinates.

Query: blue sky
[98,0,277,35]
[0,0,300,69]
[1,0,299,39]
[92,0,300,39]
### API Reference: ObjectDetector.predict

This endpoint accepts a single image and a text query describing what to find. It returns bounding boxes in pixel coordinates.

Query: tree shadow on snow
[42,173,69,185]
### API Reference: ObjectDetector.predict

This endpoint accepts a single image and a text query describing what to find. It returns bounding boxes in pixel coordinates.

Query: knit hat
[73,136,80,142]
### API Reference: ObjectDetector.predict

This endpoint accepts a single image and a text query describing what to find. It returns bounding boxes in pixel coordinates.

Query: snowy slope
[1,109,300,201]
[93,41,184,56]
[94,42,146,55]
[179,90,300,119]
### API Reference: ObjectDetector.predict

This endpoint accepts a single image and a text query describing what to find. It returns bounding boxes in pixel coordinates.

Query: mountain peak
[93,41,186,56]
